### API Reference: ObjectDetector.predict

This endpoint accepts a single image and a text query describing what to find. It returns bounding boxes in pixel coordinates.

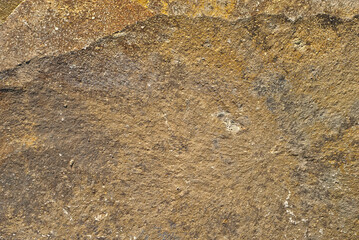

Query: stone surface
[2,0,359,71]
[0,0,22,24]
[0,0,153,71]
[1,1,359,240]
[135,0,359,20]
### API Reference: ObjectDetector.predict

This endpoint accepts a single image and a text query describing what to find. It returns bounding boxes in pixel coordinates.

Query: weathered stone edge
[1,13,358,75]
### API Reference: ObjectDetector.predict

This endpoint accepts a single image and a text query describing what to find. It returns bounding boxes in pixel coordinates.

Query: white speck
[61,117,65,121]
[214,111,242,133]
[284,190,301,224]
[63,208,68,215]
[287,209,296,216]
[94,213,108,221]
[288,16,297,22]
[59,153,62,157]
[319,229,324,234]
[286,190,291,201]
[92,16,95,19]
[55,26,59,31]
[113,32,127,38]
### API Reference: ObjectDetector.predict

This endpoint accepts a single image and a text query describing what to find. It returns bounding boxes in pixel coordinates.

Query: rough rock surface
[0,0,153,71]
[3,0,359,71]
[1,2,359,240]
[0,0,22,24]
[136,0,359,20]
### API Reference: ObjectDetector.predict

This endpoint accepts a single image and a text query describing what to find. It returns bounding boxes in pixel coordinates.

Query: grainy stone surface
[135,0,359,20]
[2,0,359,71]
[1,1,359,240]
[0,0,153,71]
[0,0,22,24]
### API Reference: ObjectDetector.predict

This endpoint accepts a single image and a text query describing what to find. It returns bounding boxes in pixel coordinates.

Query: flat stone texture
[1,1,359,240]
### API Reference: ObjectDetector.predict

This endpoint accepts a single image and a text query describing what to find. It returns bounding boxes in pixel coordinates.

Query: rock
[135,0,359,20]
[1,2,359,240]
[0,0,23,24]
[0,0,153,71]
[3,0,359,71]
